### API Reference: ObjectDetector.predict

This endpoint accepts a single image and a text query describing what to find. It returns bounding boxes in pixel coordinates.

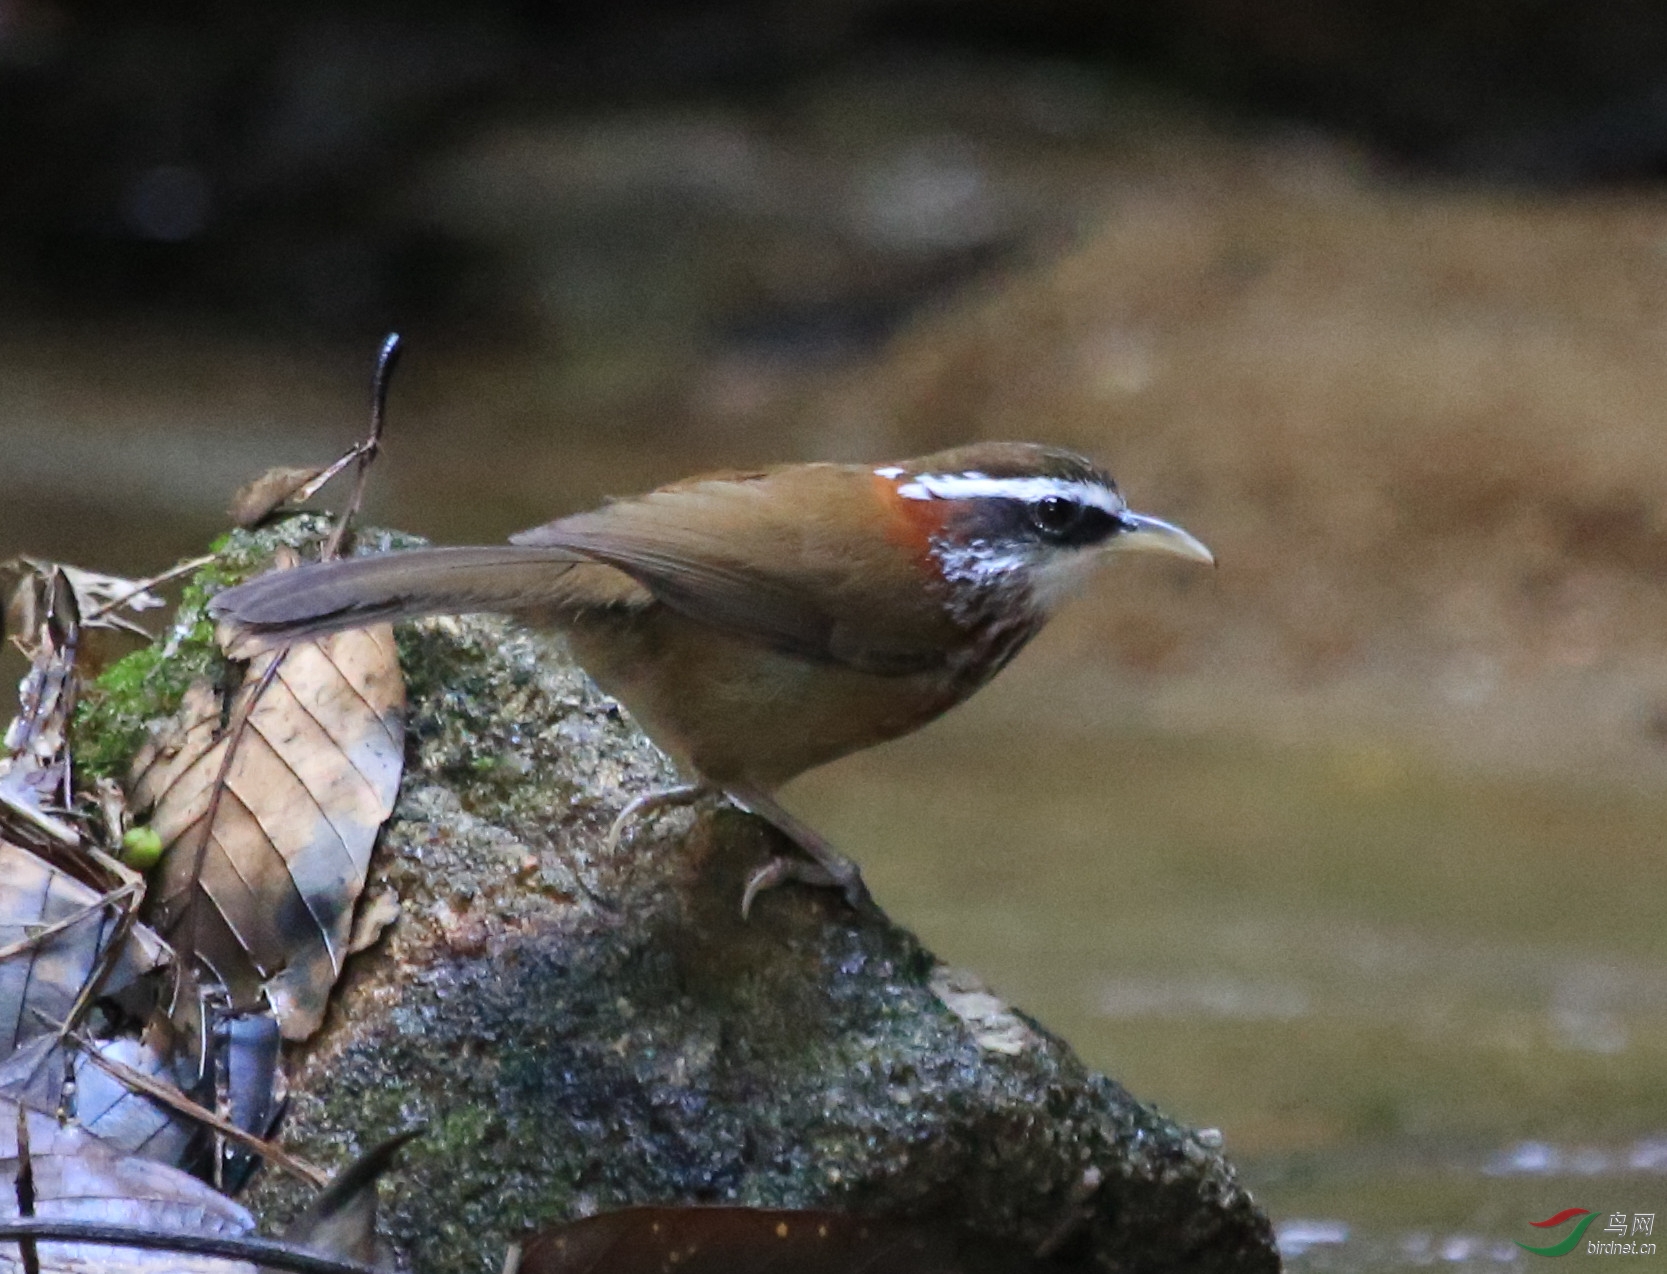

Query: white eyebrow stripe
[893,473,1125,513]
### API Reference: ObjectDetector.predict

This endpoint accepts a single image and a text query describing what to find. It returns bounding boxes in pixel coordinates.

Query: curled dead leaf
[279,1129,419,1270]
[1,571,79,858]
[222,1011,284,1193]
[228,468,329,531]
[5,560,166,641]
[344,892,400,957]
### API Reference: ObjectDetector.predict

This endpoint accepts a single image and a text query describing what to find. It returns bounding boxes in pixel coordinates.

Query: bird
[209,441,1213,914]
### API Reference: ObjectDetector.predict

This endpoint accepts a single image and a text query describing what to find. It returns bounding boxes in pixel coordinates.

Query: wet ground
[5,54,1666,1270]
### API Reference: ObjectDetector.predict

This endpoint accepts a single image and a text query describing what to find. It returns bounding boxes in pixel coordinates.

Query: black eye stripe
[1028,498,1118,546]
[1072,505,1119,544]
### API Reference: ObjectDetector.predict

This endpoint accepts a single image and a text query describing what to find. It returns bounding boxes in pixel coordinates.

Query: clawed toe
[741,857,804,918]
[724,780,870,918]
[741,855,868,918]
[603,782,710,852]
[609,778,869,917]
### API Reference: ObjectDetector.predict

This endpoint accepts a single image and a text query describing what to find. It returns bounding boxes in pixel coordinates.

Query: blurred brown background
[5,4,1667,1268]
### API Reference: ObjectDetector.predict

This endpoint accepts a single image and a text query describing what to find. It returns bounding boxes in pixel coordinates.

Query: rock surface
[218,562,1279,1271]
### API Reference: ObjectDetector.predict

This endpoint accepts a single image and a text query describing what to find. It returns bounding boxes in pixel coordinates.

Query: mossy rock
[83,519,1279,1273]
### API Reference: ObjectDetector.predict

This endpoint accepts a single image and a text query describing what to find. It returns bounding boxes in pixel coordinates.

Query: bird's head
[876,442,1213,623]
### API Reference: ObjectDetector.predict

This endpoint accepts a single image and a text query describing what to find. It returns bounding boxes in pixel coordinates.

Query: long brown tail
[209,545,593,653]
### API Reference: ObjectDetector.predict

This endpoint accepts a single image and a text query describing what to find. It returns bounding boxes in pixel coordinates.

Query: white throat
[1028,546,1103,615]
[929,537,1101,623]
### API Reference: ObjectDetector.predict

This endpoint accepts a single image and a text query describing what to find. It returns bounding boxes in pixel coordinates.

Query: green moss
[432,1103,500,1158]
[70,515,420,782]
[73,619,222,783]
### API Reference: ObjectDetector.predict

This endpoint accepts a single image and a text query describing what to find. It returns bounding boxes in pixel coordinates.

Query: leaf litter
[0,336,418,1272]
[0,1099,255,1274]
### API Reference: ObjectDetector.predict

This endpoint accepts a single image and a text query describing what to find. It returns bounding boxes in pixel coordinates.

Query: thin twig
[0,881,141,965]
[68,1028,329,1188]
[13,1104,39,1274]
[10,882,149,1083]
[52,875,148,1048]
[287,448,364,507]
[80,555,217,625]
[0,1220,384,1274]
[0,790,79,848]
[320,332,401,563]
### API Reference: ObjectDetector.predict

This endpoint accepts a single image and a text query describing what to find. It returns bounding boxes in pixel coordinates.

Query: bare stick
[13,1104,39,1274]
[321,332,402,563]
[80,555,217,626]
[70,1029,329,1188]
[0,791,79,848]
[0,881,141,965]
[53,875,147,1047]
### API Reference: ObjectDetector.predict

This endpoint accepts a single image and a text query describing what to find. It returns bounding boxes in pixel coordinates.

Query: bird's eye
[1030,495,1082,539]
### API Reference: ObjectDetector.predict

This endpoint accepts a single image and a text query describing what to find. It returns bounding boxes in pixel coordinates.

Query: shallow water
[791,679,1667,1269]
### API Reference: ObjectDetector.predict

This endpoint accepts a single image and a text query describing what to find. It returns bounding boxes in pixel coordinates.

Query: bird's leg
[603,782,713,853]
[723,781,871,916]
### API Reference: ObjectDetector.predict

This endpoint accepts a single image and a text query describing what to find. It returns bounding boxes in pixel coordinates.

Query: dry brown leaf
[0,841,168,1058]
[5,560,166,641]
[227,467,328,530]
[131,626,405,1041]
[31,565,165,631]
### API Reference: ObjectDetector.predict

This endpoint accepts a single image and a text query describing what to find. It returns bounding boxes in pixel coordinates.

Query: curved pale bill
[1111,511,1215,565]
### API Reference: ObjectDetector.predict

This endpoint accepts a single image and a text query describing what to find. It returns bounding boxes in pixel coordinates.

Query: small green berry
[120,826,165,870]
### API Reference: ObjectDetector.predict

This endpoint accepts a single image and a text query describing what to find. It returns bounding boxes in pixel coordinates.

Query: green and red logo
[1518,1208,1599,1257]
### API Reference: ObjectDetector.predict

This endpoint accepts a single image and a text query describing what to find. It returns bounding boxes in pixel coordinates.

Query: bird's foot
[742,856,845,918]
[603,782,712,853]
[724,782,870,917]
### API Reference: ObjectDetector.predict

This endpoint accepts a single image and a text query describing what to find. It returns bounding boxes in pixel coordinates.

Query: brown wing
[511,464,961,675]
